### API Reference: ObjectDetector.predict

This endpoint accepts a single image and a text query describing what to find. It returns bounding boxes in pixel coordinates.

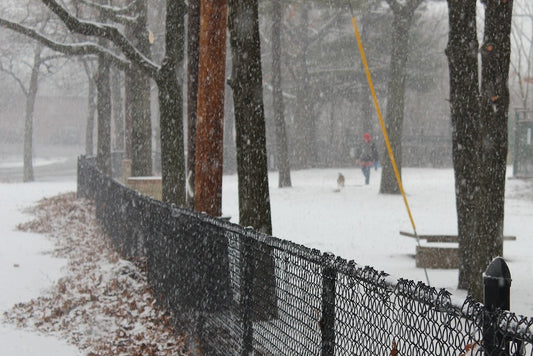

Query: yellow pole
[350,16,417,234]
[350,12,430,286]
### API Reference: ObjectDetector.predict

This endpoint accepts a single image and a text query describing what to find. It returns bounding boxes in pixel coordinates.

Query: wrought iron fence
[77,156,533,355]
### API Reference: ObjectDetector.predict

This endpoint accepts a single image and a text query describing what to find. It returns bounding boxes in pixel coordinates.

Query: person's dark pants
[361,166,371,184]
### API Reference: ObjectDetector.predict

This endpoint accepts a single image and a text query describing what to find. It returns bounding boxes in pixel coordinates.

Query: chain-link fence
[78,156,533,355]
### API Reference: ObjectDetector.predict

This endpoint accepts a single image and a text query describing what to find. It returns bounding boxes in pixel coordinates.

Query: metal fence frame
[77,156,533,355]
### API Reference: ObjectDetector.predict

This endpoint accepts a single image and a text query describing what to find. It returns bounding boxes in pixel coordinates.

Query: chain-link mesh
[78,156,533,355]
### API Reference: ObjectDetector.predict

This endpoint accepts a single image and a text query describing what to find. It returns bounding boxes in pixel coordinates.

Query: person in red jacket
[356,133,378,184]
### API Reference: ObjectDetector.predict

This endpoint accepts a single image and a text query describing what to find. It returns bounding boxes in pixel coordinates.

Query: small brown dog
[337,173,345,189]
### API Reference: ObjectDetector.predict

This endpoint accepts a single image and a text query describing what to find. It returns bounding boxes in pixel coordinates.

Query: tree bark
[23,44,43,183]
[471,0,513,300]
[228,0,277,322]
[446,0,481,292]
[186,0,201,209]
[124,72,132,160]
[82,60,96,157]
[292,4,313,169]
[111,66,124,151]
[360,16,373,138]
[95,54,112,176]
[127,71,152,176]
[158,0,186,206]
[272,0,291,188]
[194,0,228,217]
[380,1,420,194]
[446,0,513,300]
[228,0,272,235]
[126,0,152,177]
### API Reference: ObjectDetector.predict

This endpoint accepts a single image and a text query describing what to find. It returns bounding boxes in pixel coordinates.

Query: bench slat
[400,231,516,243]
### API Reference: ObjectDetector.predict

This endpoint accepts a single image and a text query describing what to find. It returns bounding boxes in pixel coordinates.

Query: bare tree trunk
[470,0,513,300]
[194,0,228,217]
[126,0,152,177]
[380,1,421,194]
[292,4,312,169]
[446,0,481,292]
[272,0,291,188]
[111,66,124,151]
[158,0,186,206]
[124,72,132,160]
[95,54,112,176]
[360,16,373,138]
[80,59,96,156]
[446,0,513,300]
[86,72,96,157]
[128,72,152,176]
[23,44,43,182]
[228,0,277,322]
[228,0,272,234]
[186,0,201,209]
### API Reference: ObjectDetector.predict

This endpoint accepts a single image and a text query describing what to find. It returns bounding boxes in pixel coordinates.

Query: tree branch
[79,0,139,26]
[81,0,140,16]
[0,61,29,96]
[40,0,159,77]
[0,17,132,72]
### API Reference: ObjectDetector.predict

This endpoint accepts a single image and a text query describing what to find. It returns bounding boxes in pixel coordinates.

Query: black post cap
[483,257,512,288]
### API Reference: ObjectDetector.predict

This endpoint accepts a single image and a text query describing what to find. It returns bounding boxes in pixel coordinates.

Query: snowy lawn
[0,181,80,355]
[223,166,533,316]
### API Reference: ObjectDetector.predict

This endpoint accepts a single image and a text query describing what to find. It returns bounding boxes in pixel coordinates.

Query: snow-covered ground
[0,157,68,169]
[0,165,532,354]
[223,166,533,317]
[0,181,80,355]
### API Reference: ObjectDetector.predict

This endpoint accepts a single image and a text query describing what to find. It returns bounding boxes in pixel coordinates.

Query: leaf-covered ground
[2,193,188,355]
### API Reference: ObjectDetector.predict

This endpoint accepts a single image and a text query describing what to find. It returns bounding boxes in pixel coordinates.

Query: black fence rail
[77,156,533,355]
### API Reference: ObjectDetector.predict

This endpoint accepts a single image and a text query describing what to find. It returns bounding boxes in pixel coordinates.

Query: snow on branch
[79,0,139,26]
[0,17,131,72]
[40,0,159,78]
[80,0,140,16]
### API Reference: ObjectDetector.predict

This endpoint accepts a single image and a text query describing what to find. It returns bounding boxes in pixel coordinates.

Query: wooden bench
[401,231,516,269]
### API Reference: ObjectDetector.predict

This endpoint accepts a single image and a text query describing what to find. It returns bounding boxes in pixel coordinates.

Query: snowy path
[0,181,80,355]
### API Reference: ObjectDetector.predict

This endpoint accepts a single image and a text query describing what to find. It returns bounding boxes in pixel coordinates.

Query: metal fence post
[483,256,512,356]
[240,236,254,356]
[321,253,337,356]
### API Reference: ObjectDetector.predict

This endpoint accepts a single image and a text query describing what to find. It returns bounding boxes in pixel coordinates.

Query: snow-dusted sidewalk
[0,182,80,355]
[0,183,186,355]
